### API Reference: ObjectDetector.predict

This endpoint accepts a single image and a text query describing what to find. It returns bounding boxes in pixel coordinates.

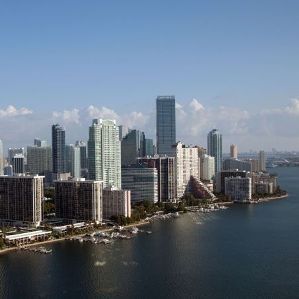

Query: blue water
[0,167,299,298]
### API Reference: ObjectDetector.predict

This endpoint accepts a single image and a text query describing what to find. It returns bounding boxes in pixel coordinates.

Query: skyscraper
[52,124,66,174]
[66,144,81,179]
[207,129,222,174]
[0,139,4,175]
[156,96,176,156]
[258,150,266,172]
[12,154,25,174]
[121,129,145,166]
[230,144,238,159]
[88,119,121,189]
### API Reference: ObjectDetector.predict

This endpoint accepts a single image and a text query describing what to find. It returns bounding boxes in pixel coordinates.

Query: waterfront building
[207,129,222,174]
[12,154,25,174]
[27,145,52,175]
[0,175,44,227]
[0,139,3,175]
[156,96,176,156]
[5,230,52,245]
[225,177,252,202]
[52,124,66,174]
[201,154,215,181]
[244,159,260,173]
[251,172,277,195]
[216,170,249,193]
[88,119,121,189]
[103,186,131,219]
[55,179,103,223]
[121,130,145,166]
[137,156,176,202]
[259,150,266,172]
[175,142,200,198]
[222,158,251,172]
[230,144,238,159]
[122,167,158,203]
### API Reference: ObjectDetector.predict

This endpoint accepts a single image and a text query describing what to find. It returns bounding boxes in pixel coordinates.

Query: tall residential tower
[52,124,66,174]
[207,129,222,174]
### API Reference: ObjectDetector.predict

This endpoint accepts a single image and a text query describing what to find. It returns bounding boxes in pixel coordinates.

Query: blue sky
[0,1,299,151]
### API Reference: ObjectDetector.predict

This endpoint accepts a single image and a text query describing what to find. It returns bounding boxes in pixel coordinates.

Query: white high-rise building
[201,154,215,181]
[225,177,252,202]
[88,119,121,189]
[175,142,200,198]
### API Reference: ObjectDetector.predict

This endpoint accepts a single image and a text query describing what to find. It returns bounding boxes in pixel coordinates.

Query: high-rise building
[88,119,121,189]
[156,96,176,156]
[0,139,3,175]
[0,175,44,227]
[12,154,25,174]
[66,144,81,179]
[137,156,176,202]
[230,144,238,159]
[121,130,145,166]
[225,177,252,202]
[144,139,154,156]
[27,145,52,175]
[75,141,88,170]
[103,187,131,219]
[175,142,201,198]
[258,150,266,172]
[8,148,25,165]
[52,124,66,174]
[34,138,47,147]
[4,165,13,176]
[55,179,103,223]
[207,129,222,174]
[122,167,158,203]
[244,159,259,173]
[216,170,249,193]
[118,125,129,141]
[201,154,215,181]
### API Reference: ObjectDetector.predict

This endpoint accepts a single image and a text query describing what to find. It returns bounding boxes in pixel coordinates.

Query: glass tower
[52,124,66,174]
[207,129,223,174]
[156,96,176,156]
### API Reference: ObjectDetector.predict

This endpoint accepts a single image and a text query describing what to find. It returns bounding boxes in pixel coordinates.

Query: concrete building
[251,172,277,195]
[34,138,47,147]
[259,150,266,172]
[244,159,260,173]
[207,129,222,174]
[144,138,154,156]
[118,125,129,141]
[103,187,131,219]
[122,167,158,203]
[8,148,25,165]
[121,129,145,166]
[75,140,88,176]
[27,145,52,175]
[4,165,13,176]
[225,177,252,202]
[88,119,121,189]
[216,170,249,193]
[52,124,66,174]
[66,144,81,179]
[55,179,103,223]
[0,175,44,227]
[230,144,238,159]
[12,154,25,174]
[175,142,200,198]
[201,154,215,181]
[222,158,251,172]
[137,156,176,202]
[156,96,176,156]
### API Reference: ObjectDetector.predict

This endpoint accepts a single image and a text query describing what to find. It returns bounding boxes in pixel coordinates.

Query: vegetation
[43,200,55,215]
[44,187,55,199]
[0,237,5,249]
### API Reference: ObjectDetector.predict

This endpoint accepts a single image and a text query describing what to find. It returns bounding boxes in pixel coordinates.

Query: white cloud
[189,98,205,112]
[52,108,80,124]
[285,98,299,115]
[0,105,33,118]
[87,105,119,120]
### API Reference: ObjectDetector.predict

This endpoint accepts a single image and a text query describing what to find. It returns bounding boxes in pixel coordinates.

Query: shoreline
[0,220,150,256]
[255,193,289,203]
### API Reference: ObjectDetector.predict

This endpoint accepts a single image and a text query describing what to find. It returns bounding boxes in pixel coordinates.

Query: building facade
[225,177,252,202]
[0,175,44,227]
[88,119,121,189]
[222,158,251,172]
[156,96,176,156]
[0,139,3,175]
[201,154,215,181]
[216,170,249,193]
[122,167,158,203]
[55,179,103,223]
[103,187,131,219]
[230,144,238,159]
[12,154,25,174]
[259,150,266,172]
[27,145,52,175]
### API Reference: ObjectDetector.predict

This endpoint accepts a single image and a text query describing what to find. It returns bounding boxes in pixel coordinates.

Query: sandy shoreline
[256,193,289,203]
[0,220,150,256]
